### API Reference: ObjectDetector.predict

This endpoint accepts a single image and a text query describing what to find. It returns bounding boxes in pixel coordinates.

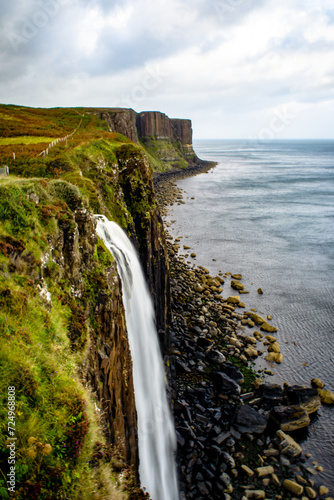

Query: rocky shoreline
[155,177,334,500]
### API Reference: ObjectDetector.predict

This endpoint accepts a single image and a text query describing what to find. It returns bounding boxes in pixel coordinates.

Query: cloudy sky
[1,0,334,138]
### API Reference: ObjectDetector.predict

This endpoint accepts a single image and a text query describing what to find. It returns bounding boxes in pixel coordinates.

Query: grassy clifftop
[0,104,161,499]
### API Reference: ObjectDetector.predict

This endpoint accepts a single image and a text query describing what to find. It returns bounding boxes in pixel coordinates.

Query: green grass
[0,176,137,499]
[0,137,56,145]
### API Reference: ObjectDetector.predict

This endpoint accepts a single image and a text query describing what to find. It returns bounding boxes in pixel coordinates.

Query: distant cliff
[92,108,204,171]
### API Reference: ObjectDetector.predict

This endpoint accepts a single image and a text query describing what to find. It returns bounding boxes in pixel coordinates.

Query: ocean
[166,139,334,488]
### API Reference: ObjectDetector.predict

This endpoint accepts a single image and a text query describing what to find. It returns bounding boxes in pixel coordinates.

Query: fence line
[38,116,84,158]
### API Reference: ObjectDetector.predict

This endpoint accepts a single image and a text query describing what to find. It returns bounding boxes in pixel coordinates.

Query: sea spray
[95,215,179,500]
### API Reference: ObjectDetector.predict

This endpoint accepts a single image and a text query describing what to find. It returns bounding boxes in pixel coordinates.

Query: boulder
[231,280,245,291]
[270,405,310,431]
[233,405,268,434]
[247,313,266,325]
[283,479,304,496]
[311,378,325,389]
[206,349,226,364]
[260,322,278,333]
[266,352,283,363]
[256,384,283,406]
[277,430,302,458]
[241,465,254,477]
[232,273,242,280]
[284,386,321,414]
[245,490,265,499]
[265,335,277,343]
[245,346,258,358]
[268,341,281,353]
[317,388,334,405]
[255,466,274,477]
[216,361,244,384]
[227,296,240,304]
[212,372,241,395]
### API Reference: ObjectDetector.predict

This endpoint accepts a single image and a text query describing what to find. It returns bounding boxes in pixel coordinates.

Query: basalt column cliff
[93,108,204,170]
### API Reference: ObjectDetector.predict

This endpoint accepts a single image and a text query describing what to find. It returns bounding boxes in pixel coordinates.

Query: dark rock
[233,405,268,434]
[256,384,284,406]
[284,385,321,414]
[269,405,310,431]
[176,430,186,447]
[198,482,210,495]
[206,349,226,364]
[212,371,241,396]
[217,361,244,384]
[176,359,191,373]
[197,337,214,349]
[214,431,231,445]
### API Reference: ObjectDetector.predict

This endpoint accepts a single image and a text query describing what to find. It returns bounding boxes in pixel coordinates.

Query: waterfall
[95,215,179,500]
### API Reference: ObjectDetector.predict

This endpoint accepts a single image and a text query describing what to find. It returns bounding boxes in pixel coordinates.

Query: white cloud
[0,0,334,137]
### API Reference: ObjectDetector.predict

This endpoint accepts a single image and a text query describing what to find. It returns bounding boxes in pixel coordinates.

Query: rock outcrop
[92,108,205,170]
[97,108,139,143]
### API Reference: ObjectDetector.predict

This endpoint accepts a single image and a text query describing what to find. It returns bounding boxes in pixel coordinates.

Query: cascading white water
[95,215,179,500]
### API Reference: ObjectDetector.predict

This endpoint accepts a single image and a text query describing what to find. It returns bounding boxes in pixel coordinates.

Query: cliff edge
[90,107,207,171]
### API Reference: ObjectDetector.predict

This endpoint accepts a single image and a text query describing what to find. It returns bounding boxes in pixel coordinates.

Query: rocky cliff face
[115,144,171,349]
[94,108,201,170]
[97,108,139,143]
[51,208,139,470]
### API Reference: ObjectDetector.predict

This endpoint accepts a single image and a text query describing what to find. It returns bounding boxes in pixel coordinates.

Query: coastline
[156,169,334,500]
[153,159,217,189]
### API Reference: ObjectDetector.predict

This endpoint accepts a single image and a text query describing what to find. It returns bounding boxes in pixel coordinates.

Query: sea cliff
[0,104,331,500]
[0,104,177,498]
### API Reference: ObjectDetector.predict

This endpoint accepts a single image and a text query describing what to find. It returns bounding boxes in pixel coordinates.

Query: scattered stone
[257,288,264,294]
[190,253,196,258]
[212,371,241,395]
[272,473,281,486]
[232,273,242,280]
[260,322,278,333]
[241,465,254,477]
[247,312,266,325]
[256,465,274,477]
[198,482,209,495]
[245,346,258,358]
[319,486,329,495]
[227,296,240,304]
[206,349,226,364]
[233,405,267,434]
[283,479,304,496]
[217,361,244,384]
[194,283,204,292]
[268,341,281,353]
[305,486,317,499]
[277,430,302,458]
[231,280,245,291]
[266,352,283,364]
[265,335,277,342]
[245,489,265,499]
[317,388,334,404]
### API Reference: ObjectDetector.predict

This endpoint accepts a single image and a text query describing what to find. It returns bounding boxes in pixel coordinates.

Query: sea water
[166,139,334,489]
